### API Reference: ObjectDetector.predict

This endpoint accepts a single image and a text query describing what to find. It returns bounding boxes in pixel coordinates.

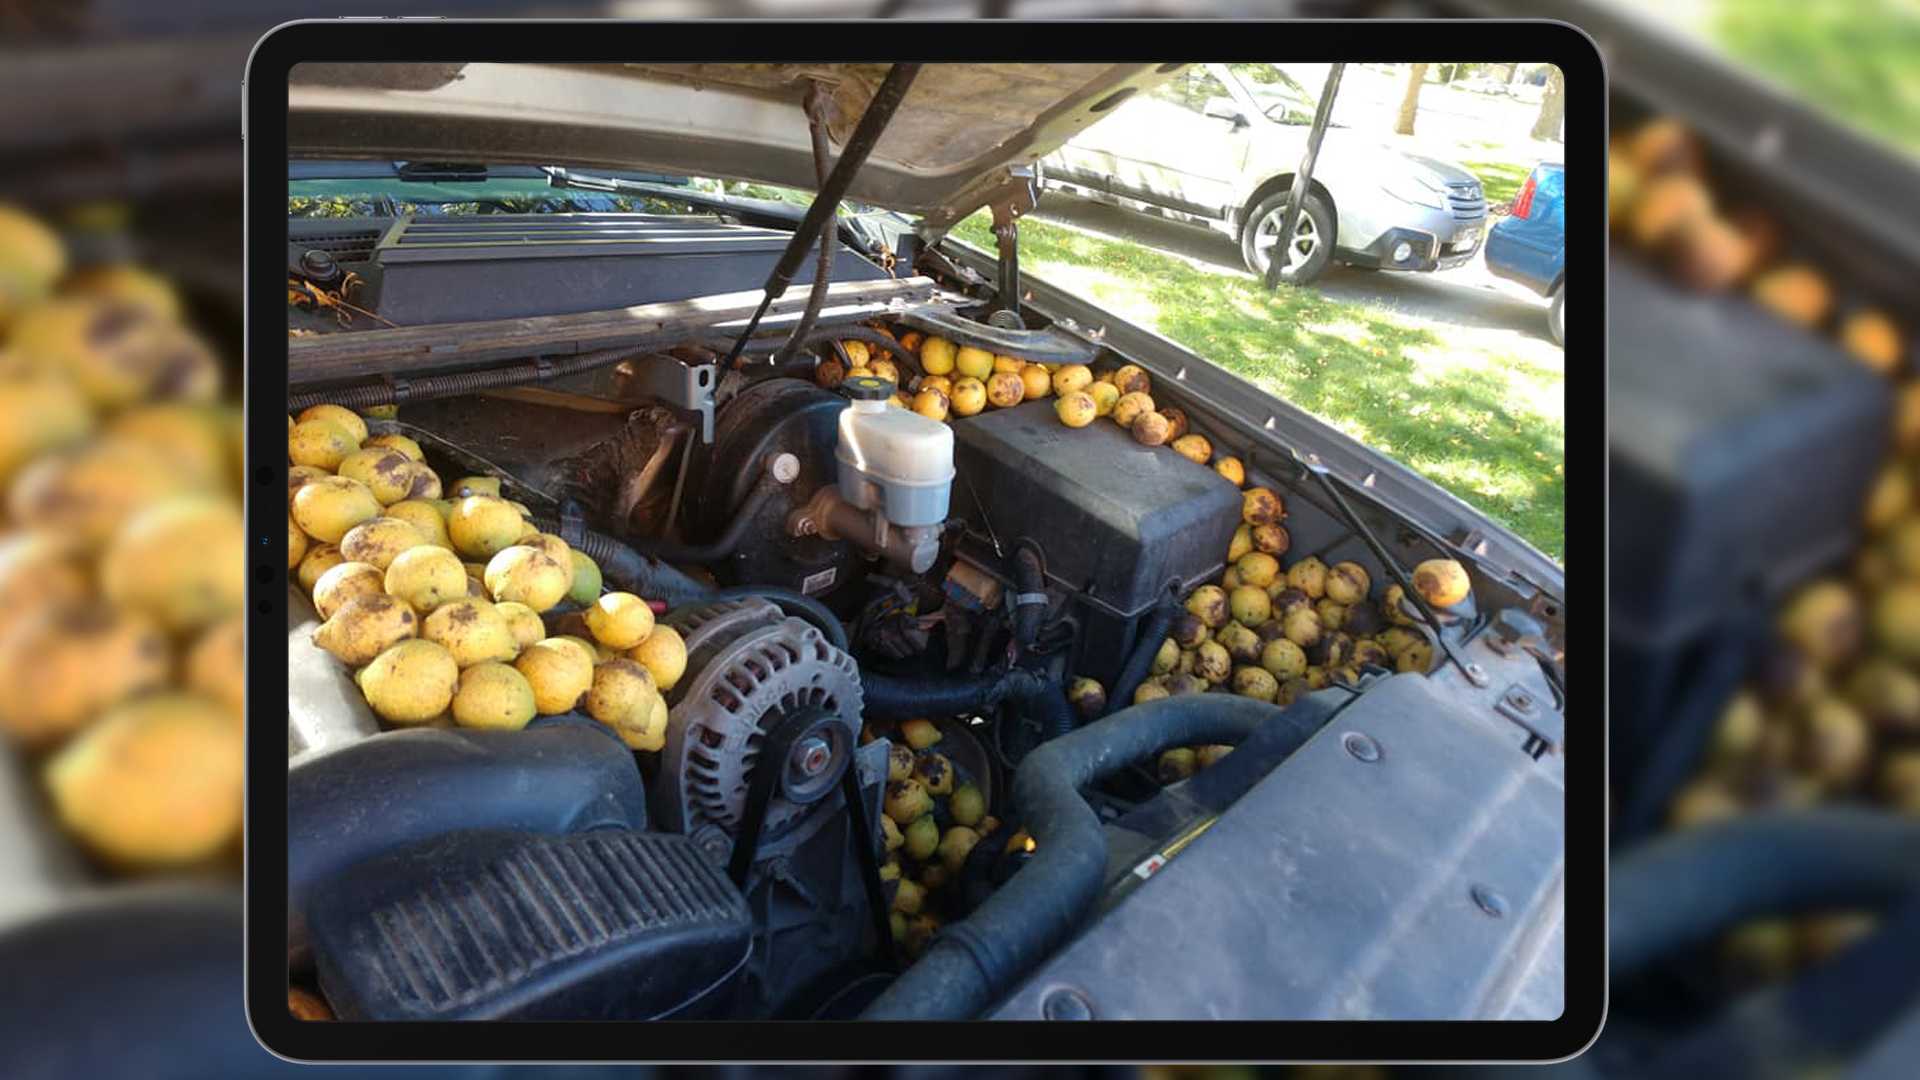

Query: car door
[1048,64,1250,220]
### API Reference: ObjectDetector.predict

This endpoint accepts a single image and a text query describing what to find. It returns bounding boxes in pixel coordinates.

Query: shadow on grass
[955,213,1565,560]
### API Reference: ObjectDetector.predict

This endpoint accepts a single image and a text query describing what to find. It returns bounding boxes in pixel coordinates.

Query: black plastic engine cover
[990,673,1564,1020]
[1608,259,1889,840]
[310,829,751,1021]
[951,399,1243,681]
[953,400,1242,613]
[1610,259,1887,639]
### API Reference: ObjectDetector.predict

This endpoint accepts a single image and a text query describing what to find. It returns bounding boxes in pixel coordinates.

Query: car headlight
[1381,173,1446,211]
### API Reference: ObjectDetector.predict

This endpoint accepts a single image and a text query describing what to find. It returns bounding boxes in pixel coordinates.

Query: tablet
[246,18,1603,1063]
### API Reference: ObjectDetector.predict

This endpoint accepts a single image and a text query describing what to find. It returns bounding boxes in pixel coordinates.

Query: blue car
[1484,160,1565,346]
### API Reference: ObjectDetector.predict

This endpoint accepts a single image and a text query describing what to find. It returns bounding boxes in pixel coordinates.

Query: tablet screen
[249,25,1600,1061]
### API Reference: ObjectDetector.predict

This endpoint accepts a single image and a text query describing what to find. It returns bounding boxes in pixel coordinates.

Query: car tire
[1549,284,1564,346]
[1240,189,1335,285]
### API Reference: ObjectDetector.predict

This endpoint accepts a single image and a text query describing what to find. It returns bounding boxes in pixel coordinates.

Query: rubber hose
[1611,808,1920,981]
[709,584,850,653]
[1105,599,1178,716]
[1009,662,1076,743]
[800,325,925,381]
[771,84,838,368]
[531,514,714,609]
[860,666,1046,722]
[625,482,779,566]
[861,693,1327,1020]
[1009,542,1047,656]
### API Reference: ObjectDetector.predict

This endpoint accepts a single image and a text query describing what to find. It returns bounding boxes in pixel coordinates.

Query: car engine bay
[282,64,1567,1024]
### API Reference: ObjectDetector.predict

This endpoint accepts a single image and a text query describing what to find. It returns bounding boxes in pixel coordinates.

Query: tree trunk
[1394,63,1428,136]
[1504,61,1521,84]
[1531,65,1566,141]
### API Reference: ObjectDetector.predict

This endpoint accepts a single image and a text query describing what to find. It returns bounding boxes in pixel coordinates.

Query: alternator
[656,597,863,842]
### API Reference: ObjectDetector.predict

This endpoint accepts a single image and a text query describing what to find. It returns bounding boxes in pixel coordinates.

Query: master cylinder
[789,375,953,575]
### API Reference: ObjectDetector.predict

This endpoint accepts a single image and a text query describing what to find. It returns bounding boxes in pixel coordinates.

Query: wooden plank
[286,276,937,387]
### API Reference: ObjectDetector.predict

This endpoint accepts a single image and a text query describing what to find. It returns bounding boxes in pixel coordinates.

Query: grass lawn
[952,212,1565,562]
[1714,0,1920,159]
[1459,157,1534,208]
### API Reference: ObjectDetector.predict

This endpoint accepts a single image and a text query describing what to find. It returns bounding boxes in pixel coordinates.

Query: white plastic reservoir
[834,377,954,527]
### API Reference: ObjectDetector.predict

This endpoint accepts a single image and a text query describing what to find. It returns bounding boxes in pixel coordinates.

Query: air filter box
[950,400,1243,683]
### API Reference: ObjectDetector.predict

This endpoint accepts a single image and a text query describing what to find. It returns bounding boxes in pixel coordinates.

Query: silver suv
[1042,63,1489,284]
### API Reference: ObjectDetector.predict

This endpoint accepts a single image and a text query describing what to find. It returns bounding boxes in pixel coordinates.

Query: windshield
[285,162,827,218]
[1224,64,1322,125]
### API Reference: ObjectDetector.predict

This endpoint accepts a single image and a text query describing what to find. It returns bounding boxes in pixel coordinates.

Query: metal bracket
[985,165,1038,327]
[891,304,1098,366]
[619,354,718,444]
[1495,681,1561,758]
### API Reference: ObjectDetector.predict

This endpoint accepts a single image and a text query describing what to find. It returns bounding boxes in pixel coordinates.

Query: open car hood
[286,62,1180,231]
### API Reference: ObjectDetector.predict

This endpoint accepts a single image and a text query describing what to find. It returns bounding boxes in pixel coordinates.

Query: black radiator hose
[1611,808,1920,981]
[1027,671,1077,743]
[861,693,1324,1020]
[1105,597,1178,716]
[860,666,1047,722]
[533,514,715,609]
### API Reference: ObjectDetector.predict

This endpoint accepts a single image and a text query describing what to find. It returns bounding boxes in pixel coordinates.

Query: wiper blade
[544,168,803,224]
[544,167,889,281]
[395,161,488,182]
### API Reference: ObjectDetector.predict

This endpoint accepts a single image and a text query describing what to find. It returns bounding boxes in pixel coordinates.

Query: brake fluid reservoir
[835,376,954,527]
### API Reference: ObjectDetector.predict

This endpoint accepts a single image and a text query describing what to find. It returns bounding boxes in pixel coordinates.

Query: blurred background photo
[0,0,1917,1077]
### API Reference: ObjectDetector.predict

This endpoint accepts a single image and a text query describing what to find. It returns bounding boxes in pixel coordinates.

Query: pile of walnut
[288,405,689,748]
[815,330,1241,474]
[1617,116,1914,989]
[1612,117,1904,369]
[859,716,1008,963]
[822,326,1473,791]
[0,202,242,873]
[1127,506,1467,786]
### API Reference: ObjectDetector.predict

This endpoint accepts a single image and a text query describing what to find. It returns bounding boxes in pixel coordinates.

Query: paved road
[1030,189,1559,347]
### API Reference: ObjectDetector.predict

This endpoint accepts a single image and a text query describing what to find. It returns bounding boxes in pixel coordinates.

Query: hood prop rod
[724,63,923,369]
[1263,62,1344,290]
[985,166,1038,329]
[1299,459,1487,687]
